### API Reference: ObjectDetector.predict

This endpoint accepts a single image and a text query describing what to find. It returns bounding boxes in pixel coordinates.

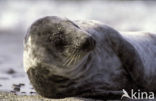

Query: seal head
[24,16,96,98]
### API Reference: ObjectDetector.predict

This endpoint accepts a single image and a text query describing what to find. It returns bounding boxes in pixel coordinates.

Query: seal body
[24,16,156,100]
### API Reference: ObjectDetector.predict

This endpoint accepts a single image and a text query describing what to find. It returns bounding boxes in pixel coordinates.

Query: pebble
[7,68,16,74]
[19,83,25,87]
[12,83,25,92]
[21,92,26,94]
[30,91,36,94]
[13,87,20,92]
[12,83,25,88]
[10,90,16,94]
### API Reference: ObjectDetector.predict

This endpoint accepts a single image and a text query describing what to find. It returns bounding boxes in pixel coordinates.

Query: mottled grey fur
[24,16,156,100]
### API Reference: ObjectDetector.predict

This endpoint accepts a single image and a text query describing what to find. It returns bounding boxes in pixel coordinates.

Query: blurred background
[0,0,156,95]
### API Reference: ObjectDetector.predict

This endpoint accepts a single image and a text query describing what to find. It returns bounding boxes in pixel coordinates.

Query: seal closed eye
[49,30,67,52]
[24,16,156,100]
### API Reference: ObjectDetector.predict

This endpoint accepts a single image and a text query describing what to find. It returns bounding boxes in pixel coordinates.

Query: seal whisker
[65,50,76,66]
[63,54,73,66]
[63,57,70,65]
[74,53,79,65]
[67,54,75,66]
[64,57,72,66]
[63,49,78,66]
[72,50,78,64]
[71,50,79,65]
[72,52,76,65]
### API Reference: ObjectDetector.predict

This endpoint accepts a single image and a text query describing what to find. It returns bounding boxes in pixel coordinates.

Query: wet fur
[24,16,156,100]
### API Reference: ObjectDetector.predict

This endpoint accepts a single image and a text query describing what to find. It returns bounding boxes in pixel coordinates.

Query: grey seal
[23,16,156,100]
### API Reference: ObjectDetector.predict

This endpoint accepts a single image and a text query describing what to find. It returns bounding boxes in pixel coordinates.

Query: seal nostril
[80,37,96,52]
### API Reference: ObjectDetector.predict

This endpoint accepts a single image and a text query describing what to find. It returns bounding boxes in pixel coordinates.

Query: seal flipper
[107,29,147,90]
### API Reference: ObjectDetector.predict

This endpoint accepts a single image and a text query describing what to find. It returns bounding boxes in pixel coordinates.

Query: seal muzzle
[79,37,96,52]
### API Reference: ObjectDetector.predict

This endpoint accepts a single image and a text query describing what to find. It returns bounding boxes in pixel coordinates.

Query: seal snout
[80,37,96,52]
